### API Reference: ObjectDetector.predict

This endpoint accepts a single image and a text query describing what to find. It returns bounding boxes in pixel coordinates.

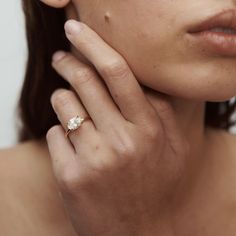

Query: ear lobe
[40,0,71,8]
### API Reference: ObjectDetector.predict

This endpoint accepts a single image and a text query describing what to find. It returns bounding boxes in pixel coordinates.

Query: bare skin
[0,139,77,236]
[1,0,236,235]
[0,128,236,236]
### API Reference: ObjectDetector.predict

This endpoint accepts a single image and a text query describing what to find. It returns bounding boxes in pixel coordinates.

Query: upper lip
[188,9,236,33]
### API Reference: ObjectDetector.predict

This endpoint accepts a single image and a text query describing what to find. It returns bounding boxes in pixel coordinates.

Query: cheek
[75,0,176,72]
[106,26,176,87]
[108,27,236,102]
[75,2,236,101]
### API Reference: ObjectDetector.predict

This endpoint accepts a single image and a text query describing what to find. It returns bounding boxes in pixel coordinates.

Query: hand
[46,19,189,236]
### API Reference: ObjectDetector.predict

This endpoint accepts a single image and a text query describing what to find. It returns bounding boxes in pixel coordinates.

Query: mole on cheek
[104,12,111,23]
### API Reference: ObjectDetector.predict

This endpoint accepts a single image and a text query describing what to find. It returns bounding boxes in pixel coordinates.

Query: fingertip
[46,125,75,157]
[64,20,83,36]
[50,88,69,106]
[52,51,67,63]
[46,125,61,143]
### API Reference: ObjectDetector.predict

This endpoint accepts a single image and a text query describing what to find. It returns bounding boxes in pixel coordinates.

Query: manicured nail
[64,20,82,35]
[52,51,66,62]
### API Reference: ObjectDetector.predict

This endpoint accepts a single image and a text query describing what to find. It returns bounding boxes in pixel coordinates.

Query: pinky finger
[46,125,76,179]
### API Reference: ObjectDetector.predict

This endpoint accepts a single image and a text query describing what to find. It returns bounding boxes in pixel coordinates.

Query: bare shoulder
[0,139,57,194]
[0,139,76,236]
[0,139,52,180]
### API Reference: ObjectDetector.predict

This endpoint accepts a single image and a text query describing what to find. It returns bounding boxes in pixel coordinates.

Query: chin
[132,61,236,103]
[182,62,236,102]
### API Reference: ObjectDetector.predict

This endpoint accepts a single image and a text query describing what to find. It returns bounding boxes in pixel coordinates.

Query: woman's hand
[46,20,189,236]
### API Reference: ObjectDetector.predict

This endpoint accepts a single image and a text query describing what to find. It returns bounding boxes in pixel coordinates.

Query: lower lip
[188,31,236,56]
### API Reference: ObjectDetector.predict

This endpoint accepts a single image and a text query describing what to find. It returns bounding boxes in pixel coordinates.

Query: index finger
[64,20,158,127]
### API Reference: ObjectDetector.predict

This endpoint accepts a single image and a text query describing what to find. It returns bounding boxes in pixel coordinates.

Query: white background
[0,1,235,148]
[0,0,26,148]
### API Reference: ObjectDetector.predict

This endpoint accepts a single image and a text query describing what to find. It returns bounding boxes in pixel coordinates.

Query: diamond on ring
[65,115,91,138]
[67,115,84,131]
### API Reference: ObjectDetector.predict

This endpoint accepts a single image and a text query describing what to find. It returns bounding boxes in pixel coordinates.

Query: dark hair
[18,0,236,142]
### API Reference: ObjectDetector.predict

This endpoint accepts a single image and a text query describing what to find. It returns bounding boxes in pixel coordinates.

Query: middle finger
[63,20,159,127]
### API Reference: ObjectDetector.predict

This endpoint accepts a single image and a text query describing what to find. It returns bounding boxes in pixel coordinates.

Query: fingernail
[52,51,66,62]
[65,20,82,35]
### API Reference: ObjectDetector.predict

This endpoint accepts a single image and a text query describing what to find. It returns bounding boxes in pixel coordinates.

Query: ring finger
[52,52,126,132]
[50,88,96,149]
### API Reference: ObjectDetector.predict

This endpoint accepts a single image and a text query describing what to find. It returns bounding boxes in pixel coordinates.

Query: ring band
[65,115,91,138]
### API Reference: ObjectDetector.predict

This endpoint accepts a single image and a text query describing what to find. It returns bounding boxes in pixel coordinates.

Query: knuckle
[144,124,162,141]
[100,59,129,79]
[70,67,95,87]
[59,168,81,193]
[51,89,74,110]
[115,136,137,159]
[59,168,95,195]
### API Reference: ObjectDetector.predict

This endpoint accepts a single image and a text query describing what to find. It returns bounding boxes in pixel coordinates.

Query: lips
[188,9,236,33]
[186,9,236,56]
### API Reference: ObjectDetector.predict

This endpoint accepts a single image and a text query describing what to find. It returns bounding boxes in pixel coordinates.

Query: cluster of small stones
[67,116,83,130]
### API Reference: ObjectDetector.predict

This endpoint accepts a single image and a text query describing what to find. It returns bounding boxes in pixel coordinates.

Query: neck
[143,86,210,225]
[170,96,207,170]
[143,86,207,167]
[144,87,236,235]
